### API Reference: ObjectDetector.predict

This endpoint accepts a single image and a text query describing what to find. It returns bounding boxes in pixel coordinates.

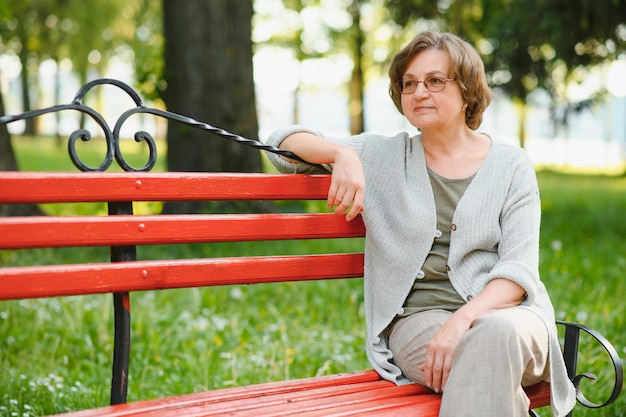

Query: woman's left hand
[421,314,472,393]
[420,278,526,393]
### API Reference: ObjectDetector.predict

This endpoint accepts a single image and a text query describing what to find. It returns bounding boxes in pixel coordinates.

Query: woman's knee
[463,308,548,358]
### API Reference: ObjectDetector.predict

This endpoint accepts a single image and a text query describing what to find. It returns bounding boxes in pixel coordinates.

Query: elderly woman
[264,31,575,417]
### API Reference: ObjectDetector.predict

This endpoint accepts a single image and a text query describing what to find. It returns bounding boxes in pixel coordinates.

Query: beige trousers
[388,308,551,417]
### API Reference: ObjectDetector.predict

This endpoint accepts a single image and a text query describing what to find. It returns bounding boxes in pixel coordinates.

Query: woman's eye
[427,77,444,85]
[403,80,417,89]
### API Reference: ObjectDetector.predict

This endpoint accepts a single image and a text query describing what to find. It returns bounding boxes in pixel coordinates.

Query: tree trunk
[162,0,262,214]
[514,99,527,149]
[348,0,365,135]
[17,42,36,136]
[0,86,44,216]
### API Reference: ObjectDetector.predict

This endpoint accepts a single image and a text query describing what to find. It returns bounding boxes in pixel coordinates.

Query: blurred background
[1,0,626,174]
[1,2,625,416]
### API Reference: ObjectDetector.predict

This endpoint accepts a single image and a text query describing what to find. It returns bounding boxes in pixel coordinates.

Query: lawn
[0,137,624,416]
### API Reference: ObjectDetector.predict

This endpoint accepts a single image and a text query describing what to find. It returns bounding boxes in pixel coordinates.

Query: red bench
[0,172,621,417]
[0,79,622,416]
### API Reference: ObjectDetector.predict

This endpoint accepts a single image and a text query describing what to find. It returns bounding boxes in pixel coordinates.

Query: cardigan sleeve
[263,125,370,174]
[486,151,542,305]
[264,126,332,174]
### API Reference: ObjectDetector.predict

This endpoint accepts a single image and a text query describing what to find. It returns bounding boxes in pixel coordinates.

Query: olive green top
[399,169,473,316]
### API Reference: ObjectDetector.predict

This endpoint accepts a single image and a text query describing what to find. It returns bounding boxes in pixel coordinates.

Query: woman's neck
[421,131,492,179]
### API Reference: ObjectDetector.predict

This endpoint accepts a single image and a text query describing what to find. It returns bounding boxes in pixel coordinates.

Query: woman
[265,31,575,416]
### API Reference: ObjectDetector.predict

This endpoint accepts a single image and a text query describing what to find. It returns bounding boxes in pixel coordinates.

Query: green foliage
[383,0,626,121]
[0,0,163,108]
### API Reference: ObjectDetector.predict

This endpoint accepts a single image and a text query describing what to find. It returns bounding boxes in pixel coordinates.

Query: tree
[0,0,132,135]
[162,0,262,213]
[0,0,41,215]
[475,0,626,147]
[253,0,325,124]
[258,0,406,134]
[385,0,626,148]
[0,85,43,215]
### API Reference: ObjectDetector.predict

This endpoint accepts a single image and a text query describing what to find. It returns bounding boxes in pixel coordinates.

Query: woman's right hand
[280,133,365,221]
[327,147,365,221]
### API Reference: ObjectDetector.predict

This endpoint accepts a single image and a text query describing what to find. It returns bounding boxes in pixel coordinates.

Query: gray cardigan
[265,126,576,417]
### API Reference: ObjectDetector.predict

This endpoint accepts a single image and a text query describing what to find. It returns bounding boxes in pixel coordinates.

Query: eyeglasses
[400,76,456,94]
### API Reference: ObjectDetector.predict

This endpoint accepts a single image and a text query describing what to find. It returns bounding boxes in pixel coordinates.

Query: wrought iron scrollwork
[0,78,314,172]
[557,320,623,410]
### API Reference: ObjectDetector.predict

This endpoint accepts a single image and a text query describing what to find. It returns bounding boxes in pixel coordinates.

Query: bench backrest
[0,172,365,300]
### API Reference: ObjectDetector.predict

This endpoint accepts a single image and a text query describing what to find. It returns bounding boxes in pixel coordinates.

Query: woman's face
[400,49,465,133]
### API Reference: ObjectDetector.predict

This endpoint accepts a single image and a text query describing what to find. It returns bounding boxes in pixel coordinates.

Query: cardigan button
[416,270,425,279]
[445,265,451,272]
[467,295,473,301]
[434,229,443,238]
[451,224,457,231]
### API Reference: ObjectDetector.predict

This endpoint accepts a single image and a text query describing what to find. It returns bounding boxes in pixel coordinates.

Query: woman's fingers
[345,189,365,221]
[422,351,446,394]
[328,183,364,221]
[327,151,365,221]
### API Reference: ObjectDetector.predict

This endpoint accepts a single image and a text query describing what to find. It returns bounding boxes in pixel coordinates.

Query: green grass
[1,137,625,416]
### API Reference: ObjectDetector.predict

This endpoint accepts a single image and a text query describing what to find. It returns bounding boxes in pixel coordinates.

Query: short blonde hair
[388,31,492,130]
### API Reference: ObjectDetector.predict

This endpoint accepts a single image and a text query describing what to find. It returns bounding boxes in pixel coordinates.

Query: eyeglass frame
[399,76,456,94]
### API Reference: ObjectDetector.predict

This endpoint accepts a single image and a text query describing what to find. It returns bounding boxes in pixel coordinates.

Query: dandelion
[576,311,589,322]
[211,316,228,331]
[551,240,563,251]
[230,287,243,300]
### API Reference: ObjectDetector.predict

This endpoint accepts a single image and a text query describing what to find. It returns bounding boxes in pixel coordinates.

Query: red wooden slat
[0,213,365,249]
[290,395,442,417]
[0,253,365,300]
[144,382,418,417]
[353,396,442,417]
[179,385,432,417]
[50,371,383,417]
[0,172,332,203]
[526,381,552,409]
[214,385,430,417]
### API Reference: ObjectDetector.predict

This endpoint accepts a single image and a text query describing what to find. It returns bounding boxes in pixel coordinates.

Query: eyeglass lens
[401,77,451,94]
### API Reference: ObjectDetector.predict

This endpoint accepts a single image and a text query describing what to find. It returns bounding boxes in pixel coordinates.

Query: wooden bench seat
[51,371,440,417]
[48,369,551,417]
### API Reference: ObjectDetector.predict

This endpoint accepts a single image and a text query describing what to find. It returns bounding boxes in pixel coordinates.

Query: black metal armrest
[557,320,623,409]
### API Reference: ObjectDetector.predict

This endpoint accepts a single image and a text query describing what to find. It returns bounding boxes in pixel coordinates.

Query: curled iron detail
[1,78,319,173]
[557,320,623,409]
[0,102,115,172]
[68,128,114,172]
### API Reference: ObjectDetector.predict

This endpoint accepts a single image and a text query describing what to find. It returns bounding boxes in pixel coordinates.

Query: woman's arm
[280,132,366,221]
